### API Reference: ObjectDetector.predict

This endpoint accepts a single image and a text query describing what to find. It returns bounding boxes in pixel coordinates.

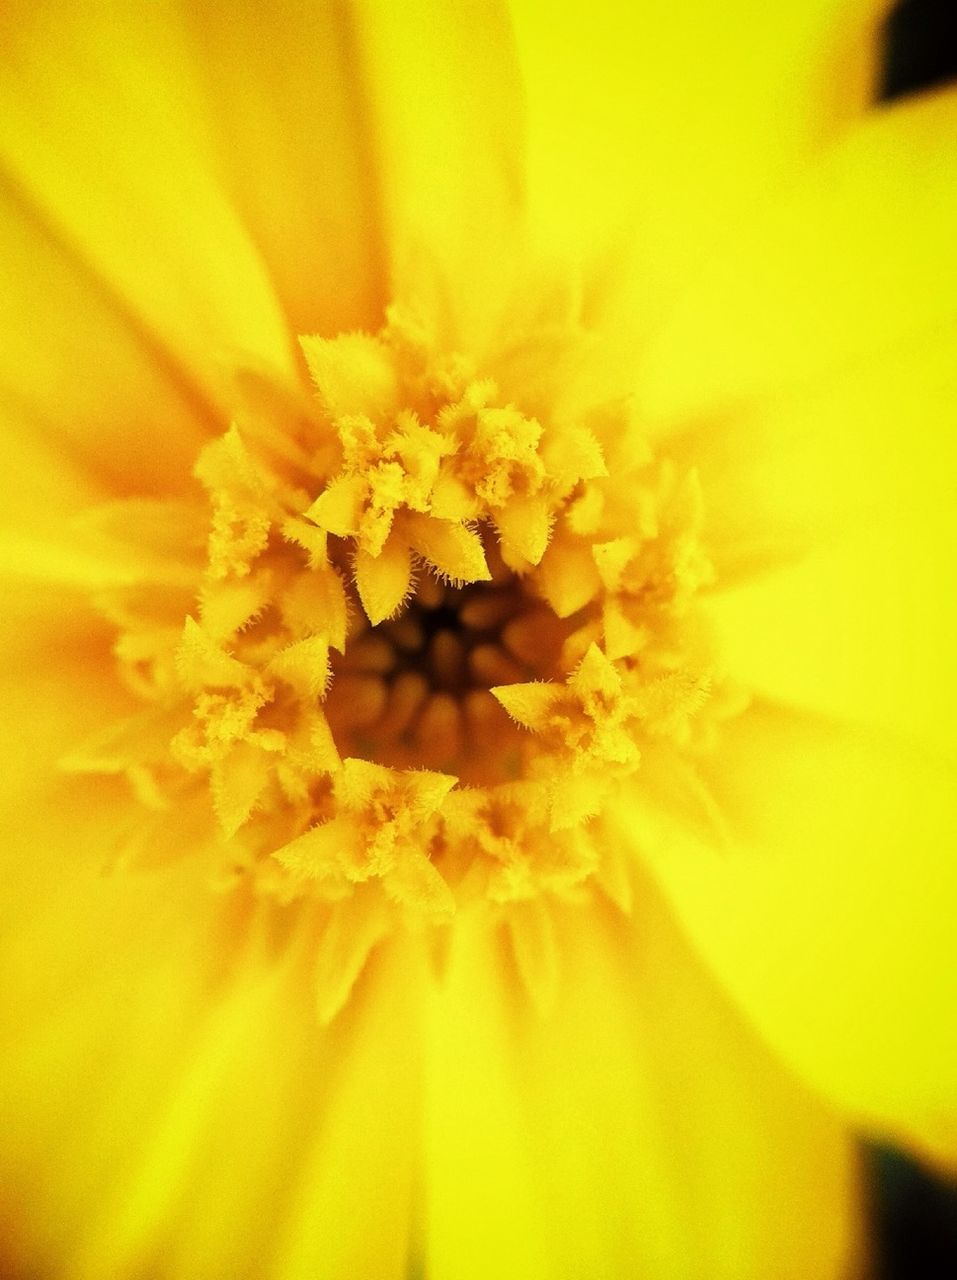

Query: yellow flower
[0,2,954,1278]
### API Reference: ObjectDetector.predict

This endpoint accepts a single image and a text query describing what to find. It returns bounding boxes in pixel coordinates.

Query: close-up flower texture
[1,2,956,1277]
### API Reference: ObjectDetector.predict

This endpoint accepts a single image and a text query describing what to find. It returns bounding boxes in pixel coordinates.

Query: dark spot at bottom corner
[878,0,957,104]
[864,1140,957,1279]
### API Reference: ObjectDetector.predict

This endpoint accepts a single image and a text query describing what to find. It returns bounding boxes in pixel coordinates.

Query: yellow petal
[269,937,423,1280]
[266,636,331,702]
[687,306,957,752]
[1,767,418,1280]
[631,704,957,1168]
[535,537,601,617]
[406,770,459,818]
[385,853,455,920]
[491,681,561,732]
[280,517,328,571]
[281,567,350,653]
[0,530,158,589]
[200,574,273,643]
[353,0,524,351]
[0,0,295,415]
[0,611,134,792]
[494,494,552,570]
[0,771,219,1274]
[175,617,250,692]
[710,504,957,755]
[300,709,342,777]
[603,601,645,663]
[210,742,273,839]
[354,535,413,625]
[423,901,862,1280]
[592,537,636,593]
[0,399,94,538]
[640,86,957,428]
[429,471,478,523]
[181,2,387,337]
[336,757,393,810]
[663,349,950,600]
[301,332,398,421]
[273,818,361,886]
[65,951,295,1280]
[505,898,559,1017]
[512,0,883,328]
[422,915,552,1280]
[313,890,390,1026]
[2,498,203,592]
[0,180,210,488]
[406,515,490,585]
[305,474,367,538]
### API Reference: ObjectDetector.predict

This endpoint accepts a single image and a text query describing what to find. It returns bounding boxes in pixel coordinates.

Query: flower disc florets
[66,303,717,949]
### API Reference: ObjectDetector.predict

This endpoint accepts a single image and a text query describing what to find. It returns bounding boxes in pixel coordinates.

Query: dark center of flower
[327,540,576,784]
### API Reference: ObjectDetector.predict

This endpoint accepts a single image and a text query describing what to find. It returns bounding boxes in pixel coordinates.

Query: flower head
[68,299,719,959]
[1,2,956,1279]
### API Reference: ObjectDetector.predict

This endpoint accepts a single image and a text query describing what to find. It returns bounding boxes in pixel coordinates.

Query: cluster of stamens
[66,304,717,937]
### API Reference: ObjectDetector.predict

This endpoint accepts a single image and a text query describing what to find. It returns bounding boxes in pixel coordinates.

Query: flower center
[327,553,576,786]
[66,304,718,937]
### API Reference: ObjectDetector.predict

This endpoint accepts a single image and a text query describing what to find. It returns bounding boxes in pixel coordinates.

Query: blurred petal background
[850,14,957,1275]
[0,1,955,1278]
